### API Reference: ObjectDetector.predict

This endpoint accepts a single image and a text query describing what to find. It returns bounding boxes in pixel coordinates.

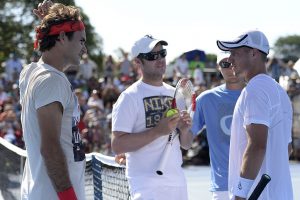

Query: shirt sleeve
[191,96,205,136]
[112,92,137,133]
[33,73,71,110]
[243,87,271,128]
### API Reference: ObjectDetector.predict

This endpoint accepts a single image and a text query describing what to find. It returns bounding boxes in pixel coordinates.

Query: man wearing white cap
[217,30,293,200]
[111,35,192,200]
[191,52,245,200]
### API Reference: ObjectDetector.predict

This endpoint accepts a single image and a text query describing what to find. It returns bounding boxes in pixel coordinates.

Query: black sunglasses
[138,49,167,61]
[219,61,231,68]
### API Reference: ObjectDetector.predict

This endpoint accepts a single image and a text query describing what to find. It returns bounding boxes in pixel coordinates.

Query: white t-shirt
[78,59,97,80]
[193,68,205,85]
[229,74,293,200]
[5,58,23,81]
[112,80,187,191]
[19,61,86,200]
[175,58,189,77]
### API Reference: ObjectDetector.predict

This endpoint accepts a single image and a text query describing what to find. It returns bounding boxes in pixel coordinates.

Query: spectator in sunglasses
[217,30,293,200]
[111,35,193,200]
[190,52,245,200]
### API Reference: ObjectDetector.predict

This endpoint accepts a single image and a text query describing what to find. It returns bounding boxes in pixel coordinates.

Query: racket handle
[156,142,172,175]
[248,174,271,200]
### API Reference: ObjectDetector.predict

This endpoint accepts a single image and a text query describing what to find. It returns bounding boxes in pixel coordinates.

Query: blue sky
[75,0,300,62]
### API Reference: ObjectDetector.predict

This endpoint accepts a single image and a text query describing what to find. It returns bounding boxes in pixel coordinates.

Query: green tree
[273,35,300,62]
[0,0,103,69]
[205,53,217,63]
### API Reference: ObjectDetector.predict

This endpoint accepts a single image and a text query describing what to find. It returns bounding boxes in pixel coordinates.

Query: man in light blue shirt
[191,52,245,200]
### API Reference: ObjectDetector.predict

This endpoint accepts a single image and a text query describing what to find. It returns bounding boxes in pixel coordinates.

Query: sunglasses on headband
[219,61,231,68]
[138,49,167,61]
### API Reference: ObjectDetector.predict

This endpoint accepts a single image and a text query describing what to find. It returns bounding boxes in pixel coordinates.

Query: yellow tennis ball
[165,109,179,117]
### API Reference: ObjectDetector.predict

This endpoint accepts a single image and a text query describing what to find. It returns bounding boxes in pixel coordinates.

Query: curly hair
[36,3,83,52]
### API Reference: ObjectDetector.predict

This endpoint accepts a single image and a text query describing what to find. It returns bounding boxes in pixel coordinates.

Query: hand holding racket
[156,78,196,175]
[248,174,271,200]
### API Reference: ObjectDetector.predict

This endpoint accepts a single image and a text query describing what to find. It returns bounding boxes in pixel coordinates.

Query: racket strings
[175,81,195,112]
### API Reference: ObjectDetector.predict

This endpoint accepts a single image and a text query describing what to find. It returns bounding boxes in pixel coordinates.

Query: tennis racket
[156,78,196,175]
[248,174,271,200]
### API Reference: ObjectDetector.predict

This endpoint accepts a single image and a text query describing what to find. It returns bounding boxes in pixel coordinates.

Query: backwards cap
[217,30,270,55]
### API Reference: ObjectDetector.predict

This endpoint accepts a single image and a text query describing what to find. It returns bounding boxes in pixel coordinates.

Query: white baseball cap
[217,30,270,55]
[131,35,168,58]
[216,51,230,64]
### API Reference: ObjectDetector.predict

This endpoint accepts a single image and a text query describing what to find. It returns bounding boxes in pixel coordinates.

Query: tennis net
[0,137,130,200]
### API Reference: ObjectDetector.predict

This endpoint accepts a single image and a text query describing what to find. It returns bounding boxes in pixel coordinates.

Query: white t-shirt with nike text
[112,80,187,192]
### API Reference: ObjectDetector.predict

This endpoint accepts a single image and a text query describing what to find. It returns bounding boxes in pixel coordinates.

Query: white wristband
[233,176,254,198]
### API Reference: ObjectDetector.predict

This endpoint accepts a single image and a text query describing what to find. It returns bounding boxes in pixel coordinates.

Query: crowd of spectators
[0,50,300,160]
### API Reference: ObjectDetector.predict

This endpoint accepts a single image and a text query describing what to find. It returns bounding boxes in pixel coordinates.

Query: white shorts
[130,185,188,200]
[212,191,229,200]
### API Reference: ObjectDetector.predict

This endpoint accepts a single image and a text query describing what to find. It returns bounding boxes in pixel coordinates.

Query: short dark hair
[260,53,267,62]
[39,32,75,52]
[244,46,267,62]
[136,57,145,64]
